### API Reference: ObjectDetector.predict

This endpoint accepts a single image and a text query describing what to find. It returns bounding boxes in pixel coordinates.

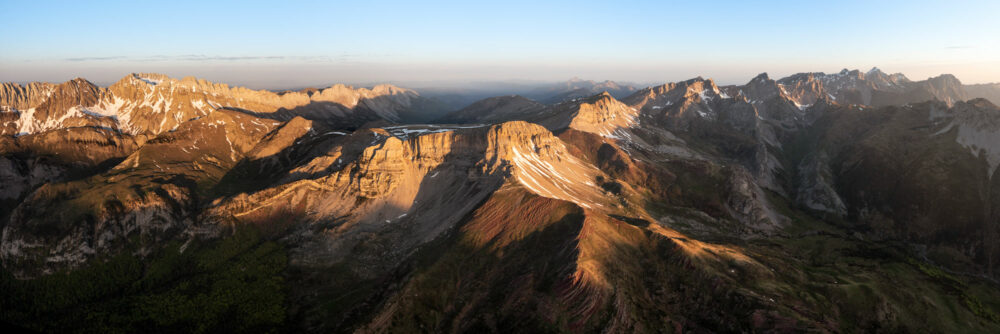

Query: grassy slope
[0,226,288,334]
[296,185,774,333]
[742,192,1000,333]
[560,123,1000,332]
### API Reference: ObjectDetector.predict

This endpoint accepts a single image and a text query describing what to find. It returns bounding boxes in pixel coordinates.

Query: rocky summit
[2,70,1000,333]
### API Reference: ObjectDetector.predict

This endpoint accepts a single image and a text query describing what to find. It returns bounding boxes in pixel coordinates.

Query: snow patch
[698,89,713,102]
[14,108,37,135]
[384,124,488,139]
[930,107,1000,178]
[136,75,162,85]
[509,144,603,209]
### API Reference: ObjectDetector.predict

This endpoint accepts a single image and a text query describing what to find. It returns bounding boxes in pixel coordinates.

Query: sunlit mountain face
[2,68,1000,333]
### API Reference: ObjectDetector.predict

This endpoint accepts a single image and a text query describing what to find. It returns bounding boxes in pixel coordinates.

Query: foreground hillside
[2,72,1000,333]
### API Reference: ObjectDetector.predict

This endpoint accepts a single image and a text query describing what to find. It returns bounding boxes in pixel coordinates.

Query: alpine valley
[3,68,1000,333]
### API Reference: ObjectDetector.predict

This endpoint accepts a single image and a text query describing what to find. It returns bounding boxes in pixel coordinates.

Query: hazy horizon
[0,65,994,92]
[2,0,999,89]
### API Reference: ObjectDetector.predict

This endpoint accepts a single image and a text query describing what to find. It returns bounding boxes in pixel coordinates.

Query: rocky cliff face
[0,109,280,276]
[0,127,138,201]
[0,82,55,111]
[784,99,1000,276]
[0,79,109,136]
[537,92,640,138]
[931,99,1000,177]
[205,121,616,274]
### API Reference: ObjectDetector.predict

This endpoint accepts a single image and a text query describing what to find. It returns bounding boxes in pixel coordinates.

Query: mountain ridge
[3,68,1000,332]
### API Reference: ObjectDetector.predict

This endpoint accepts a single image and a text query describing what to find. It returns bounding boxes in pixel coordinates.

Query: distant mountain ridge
[0,73,443,137]
[717,67,990,108]
[444,68,1000,126]
[526,77,640,104]
[5,69,986,139]
[414,78,642,111]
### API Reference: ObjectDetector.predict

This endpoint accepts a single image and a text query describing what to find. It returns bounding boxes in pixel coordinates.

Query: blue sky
[1,0,998,88]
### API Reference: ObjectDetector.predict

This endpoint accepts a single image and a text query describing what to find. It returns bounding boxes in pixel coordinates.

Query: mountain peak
[570,91,622,106]
[753,72,770,81]
[930,73,960,82]
[130,73,169,86]
[57,76,98,90]
[683,76,707,84]
[556,91,637,138]
[366,83,414,96]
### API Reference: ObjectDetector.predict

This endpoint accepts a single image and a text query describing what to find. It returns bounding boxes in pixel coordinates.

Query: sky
[1,0,999,89]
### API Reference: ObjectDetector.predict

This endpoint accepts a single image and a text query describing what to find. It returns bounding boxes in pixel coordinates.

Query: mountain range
[2,69,1000,333]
